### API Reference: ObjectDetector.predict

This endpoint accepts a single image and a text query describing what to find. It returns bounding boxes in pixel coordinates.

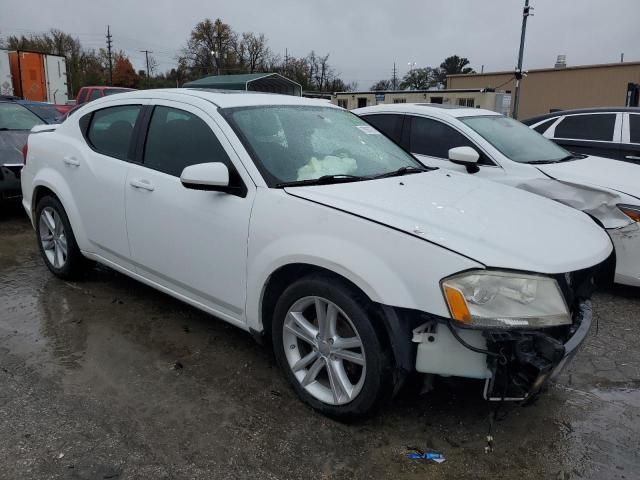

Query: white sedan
[21,90,611,418]
[355,104,640,287]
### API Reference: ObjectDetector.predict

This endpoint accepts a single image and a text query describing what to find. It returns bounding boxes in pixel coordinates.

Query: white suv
[21,90,611,418]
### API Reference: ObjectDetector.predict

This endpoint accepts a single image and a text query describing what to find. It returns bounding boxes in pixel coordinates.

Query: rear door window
[362,114,404,143]
[554,114,616,141]
[86,105,141,160]
[630,114,640,144]
[143,106,232,177]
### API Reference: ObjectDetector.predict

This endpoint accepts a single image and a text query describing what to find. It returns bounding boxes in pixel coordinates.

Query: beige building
[447,61,640,119]
[331,88,511,114]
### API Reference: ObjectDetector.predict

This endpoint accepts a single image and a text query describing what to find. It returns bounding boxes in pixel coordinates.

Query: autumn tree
[112,53,138,88]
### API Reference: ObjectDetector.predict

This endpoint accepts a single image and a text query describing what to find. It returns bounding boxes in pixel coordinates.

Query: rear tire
[35,195,92,279]
[272,274,393,419]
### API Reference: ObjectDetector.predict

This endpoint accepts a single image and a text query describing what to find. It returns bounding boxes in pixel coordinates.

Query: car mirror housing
[180,162,231,192]
[448,146,480,174]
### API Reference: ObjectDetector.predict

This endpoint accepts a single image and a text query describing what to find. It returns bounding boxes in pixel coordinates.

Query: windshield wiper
[369,165,432,180]
[528,154,580,165]
[276,174,365,188]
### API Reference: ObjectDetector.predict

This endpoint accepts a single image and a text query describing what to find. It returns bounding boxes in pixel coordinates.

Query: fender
[244,190,482,332]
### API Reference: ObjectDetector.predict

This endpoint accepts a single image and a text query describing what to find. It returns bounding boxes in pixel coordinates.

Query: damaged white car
[356,104,640,286]
[22,90,612,418]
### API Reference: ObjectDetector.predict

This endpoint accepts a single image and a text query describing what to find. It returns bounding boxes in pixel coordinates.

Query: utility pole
[106,25,113,86]
[512,0,532,119]
[621,52,625,63]
[285,48,288,75]
[392,62,398,90]
[140,50,152,88]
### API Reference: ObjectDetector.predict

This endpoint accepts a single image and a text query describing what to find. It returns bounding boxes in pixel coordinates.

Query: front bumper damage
[482,300,591,401]
[411,264,598,402]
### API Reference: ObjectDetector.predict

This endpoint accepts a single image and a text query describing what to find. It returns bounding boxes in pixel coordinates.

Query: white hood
[285,171,612,274]
[536,156,640,200]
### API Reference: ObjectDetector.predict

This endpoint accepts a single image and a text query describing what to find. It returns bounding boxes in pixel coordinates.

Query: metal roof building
[183,73,302,96]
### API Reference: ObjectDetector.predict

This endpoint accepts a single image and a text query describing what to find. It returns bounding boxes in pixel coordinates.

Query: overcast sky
[1,0,638,88]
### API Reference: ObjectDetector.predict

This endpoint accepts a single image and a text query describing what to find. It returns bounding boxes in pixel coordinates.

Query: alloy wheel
[283,296,366,405]
[39,206,68,269]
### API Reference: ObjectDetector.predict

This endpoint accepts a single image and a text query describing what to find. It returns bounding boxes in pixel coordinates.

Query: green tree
[370,79,392,91]
[399,67,439,90]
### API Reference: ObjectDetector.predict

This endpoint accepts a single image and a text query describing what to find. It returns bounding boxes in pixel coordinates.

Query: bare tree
[238,32,270,73]
[181,18,237,75]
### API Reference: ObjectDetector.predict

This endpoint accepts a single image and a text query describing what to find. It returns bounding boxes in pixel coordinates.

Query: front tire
[272,274,393,419]
[35,196,91,279]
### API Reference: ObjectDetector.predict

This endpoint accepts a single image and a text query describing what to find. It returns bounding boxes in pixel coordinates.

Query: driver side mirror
[448,146,480,174]
[181,162,231,192]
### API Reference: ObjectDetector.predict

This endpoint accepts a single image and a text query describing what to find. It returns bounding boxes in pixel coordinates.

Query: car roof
[522,106,640,124]
[91,88,336,109]
[81,86,134,91]
[353,102,502,119]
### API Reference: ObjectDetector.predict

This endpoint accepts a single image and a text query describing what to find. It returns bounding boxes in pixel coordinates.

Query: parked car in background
[0,99,48,200]
[355,103,640,286]
[75,86,134,106]
[16,99,69,123]
[522,107,640,163]
[21,89,612,417]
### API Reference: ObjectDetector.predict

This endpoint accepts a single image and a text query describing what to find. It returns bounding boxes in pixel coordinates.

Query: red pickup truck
[75,86,134,105]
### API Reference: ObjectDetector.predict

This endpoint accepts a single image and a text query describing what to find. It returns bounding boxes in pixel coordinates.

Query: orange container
[9,51,47,101]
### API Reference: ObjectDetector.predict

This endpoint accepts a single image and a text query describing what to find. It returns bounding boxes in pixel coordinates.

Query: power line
[106,25,113,86]
[512,0,533,119]
[140,49,153,86]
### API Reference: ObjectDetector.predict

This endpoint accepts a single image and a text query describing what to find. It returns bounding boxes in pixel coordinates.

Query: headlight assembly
[441,270,571,329]
[618,204,640,223]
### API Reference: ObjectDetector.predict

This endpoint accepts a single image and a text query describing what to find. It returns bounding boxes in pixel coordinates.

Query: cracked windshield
[225,106,423,185]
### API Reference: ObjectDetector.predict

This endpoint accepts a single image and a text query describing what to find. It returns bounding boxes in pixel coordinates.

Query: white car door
[407,115,507,181]
[124,101,255,326]
[71,102,145,268]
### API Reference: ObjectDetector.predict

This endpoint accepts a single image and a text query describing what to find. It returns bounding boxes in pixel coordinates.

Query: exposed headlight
[618,204,640,222]
[441,270,571,329]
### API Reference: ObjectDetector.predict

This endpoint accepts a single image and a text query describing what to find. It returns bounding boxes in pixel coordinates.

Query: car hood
[285,171,612,274]
[536,156,640,200]
[0,130,28,166]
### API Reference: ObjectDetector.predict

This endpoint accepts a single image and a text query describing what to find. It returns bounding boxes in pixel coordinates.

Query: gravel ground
[1,201,639,480]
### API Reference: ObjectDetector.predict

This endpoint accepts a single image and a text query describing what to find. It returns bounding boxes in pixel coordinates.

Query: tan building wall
[331,90,510,114]
[447,62,640,119]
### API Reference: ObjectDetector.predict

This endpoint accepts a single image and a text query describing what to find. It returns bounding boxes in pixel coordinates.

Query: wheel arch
[258,262,419,392]
[30,172,90,252]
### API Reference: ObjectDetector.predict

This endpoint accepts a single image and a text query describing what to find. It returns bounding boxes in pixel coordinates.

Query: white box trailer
[43,54,68,104]
[0,49,14,96]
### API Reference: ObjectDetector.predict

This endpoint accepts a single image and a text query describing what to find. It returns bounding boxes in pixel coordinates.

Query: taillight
[22,143,28,165]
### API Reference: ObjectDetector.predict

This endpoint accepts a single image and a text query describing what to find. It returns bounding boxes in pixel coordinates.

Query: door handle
[625,155,640,161]
[129,179,155,191]
[63,155,80,166]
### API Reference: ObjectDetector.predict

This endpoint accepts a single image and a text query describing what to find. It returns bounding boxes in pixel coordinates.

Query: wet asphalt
[0,201,639,480]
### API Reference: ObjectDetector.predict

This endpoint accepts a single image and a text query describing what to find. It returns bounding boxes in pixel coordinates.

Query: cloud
[1,0,637,86]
